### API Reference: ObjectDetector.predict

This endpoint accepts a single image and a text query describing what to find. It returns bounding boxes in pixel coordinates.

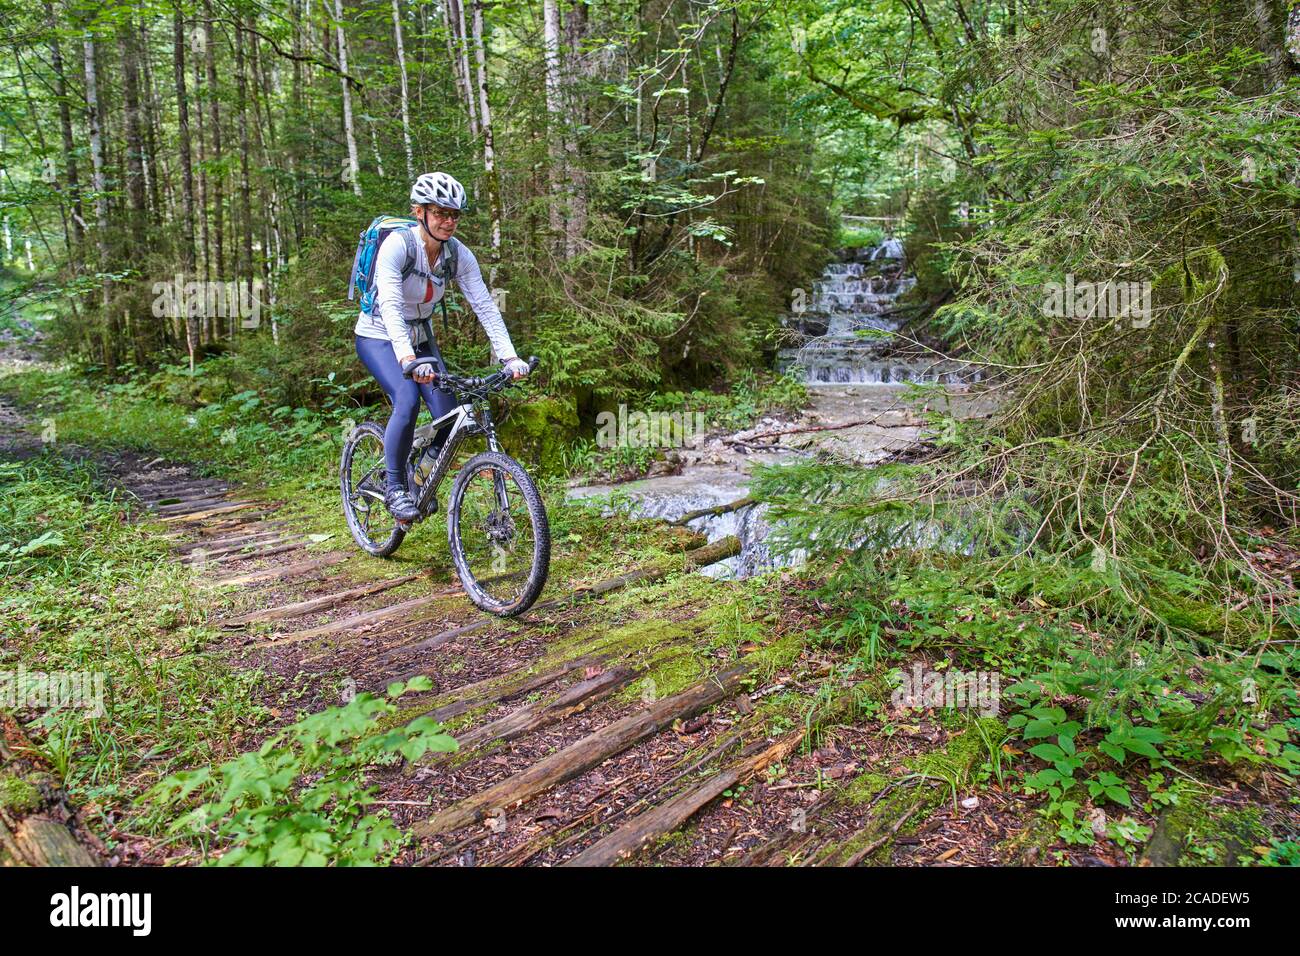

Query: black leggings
[355,335,456,491]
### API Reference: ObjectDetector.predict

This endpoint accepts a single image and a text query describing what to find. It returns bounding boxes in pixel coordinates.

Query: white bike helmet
[411,171,467,210]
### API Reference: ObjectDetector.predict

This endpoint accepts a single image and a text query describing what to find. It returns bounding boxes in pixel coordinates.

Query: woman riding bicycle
[354,171,529,522]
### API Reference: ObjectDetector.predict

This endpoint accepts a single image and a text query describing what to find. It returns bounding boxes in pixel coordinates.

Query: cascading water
[777,248,978,387]
[569,242,988,579]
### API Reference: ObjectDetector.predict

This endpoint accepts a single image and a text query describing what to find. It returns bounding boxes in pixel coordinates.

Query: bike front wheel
[447,450,550,616]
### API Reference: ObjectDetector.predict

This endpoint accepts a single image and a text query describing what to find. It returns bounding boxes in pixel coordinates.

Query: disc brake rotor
[482,509,516,546]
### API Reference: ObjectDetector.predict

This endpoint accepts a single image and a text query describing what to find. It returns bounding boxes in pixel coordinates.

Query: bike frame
[406,393,506,522]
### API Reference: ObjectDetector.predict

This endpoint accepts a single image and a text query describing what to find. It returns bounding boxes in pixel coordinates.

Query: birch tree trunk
[192,34,209,285]
[369,119,386,178]
[203,2,224,342]
[393,0,416,180]
[289,0,305,246]
[44,1,84,246]
[250,32,282,344]
[470,0,502,269]
[543,0,567,245]
[334,0,362,196]
[563,0,589,255]
[173,6,198,368]
[82,34,115,366]
[235,15,254,331]
[450,0,480,140]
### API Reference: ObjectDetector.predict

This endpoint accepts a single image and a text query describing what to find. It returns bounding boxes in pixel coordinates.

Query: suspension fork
[477,404,510,512]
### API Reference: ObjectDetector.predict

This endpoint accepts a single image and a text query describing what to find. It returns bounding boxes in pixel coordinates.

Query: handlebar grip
[527,355,540,373]
[402,357,440,380]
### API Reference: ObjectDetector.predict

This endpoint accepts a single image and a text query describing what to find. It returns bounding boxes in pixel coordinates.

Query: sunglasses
[425,207,462,222]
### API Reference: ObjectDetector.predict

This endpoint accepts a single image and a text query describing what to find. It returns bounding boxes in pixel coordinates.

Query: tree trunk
[193,33,210,288]
[563,0,589,255]
[174,6,199,370]
[543,0,567,246]
[118,17,148,253]
[204,1,225,343]
[235,15,254,338]
[82,33,115,367]
[44,1,84,247]
[250,29,283,344]
[139,20,166,232]
[0,715,102,867]
[289,0,305,248]
[448,0,480,140]
[470,0,502,270]
[334,0,362,196]
[393,0,416,180]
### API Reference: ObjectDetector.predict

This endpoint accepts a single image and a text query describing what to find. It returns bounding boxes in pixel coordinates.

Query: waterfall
[778,246,979,387]
[568,241,988,580]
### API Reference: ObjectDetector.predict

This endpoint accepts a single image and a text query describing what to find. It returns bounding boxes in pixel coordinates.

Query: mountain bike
[339,356,550,617]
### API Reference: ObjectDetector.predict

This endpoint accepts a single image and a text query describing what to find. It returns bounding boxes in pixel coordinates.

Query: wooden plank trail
[411,664,753,840]
[399,652,616,731]
[159,501,269,523]
[181,534,311,563]
[563,730,804,867]
[424,666,637,765]
[377,533,743,665]
[172,526,289,554]
[263,591,461,648]
[219,573,424,627]
[97,453,811,869]
[206,553,347,587]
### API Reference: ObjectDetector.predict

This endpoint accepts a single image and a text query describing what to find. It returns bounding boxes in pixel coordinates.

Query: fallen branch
[669,497,753,526]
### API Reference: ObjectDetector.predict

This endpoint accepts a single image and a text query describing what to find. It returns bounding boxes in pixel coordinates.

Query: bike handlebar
[402,355,539,395]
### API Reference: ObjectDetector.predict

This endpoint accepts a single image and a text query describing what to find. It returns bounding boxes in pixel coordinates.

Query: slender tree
[393,0,416,180]
[173,4,198,367]
[470,0,501,269]
[333,0,362,196]
[82,32,115,365]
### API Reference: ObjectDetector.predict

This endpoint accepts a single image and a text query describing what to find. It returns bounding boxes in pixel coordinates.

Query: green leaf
[1023,718,1059,739]
[1029,742,1065,762]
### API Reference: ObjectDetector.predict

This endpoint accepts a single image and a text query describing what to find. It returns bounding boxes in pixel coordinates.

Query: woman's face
[418,203,460,242]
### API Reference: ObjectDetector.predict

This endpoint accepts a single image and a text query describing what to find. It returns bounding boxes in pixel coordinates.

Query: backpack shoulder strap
[399,226,419,281]
[441,236,460,283]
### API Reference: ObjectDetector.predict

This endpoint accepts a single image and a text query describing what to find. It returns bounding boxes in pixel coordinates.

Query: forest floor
[1,356,1296,868]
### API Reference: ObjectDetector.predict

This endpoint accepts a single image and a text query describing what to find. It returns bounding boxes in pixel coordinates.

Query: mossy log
[0,715,101,867]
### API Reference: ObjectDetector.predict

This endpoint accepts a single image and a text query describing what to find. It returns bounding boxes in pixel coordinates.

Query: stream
[567,244,990,578]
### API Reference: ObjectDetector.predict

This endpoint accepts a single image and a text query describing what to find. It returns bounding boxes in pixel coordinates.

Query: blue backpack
[347,215,459,317]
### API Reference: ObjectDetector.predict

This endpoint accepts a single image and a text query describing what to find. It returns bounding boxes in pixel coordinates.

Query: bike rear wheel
[340,420,406,557]
[447,450,550,616]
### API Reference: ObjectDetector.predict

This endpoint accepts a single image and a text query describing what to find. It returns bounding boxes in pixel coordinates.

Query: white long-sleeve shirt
[354,228,517,364]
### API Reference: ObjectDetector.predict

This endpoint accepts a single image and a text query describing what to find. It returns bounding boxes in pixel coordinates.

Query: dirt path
[52,429,1078,870]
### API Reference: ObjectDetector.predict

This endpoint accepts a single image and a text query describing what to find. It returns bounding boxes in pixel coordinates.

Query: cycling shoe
[384,486,421,522]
